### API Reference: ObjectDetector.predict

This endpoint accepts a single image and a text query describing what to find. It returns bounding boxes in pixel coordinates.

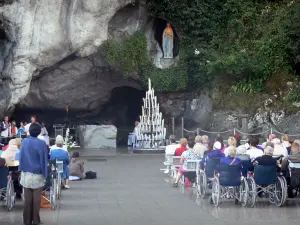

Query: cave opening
[154,18,179,57]
[99,86,145,147]
[12,86,145,147]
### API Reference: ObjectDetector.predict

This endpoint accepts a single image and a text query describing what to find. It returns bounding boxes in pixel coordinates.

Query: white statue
[162,23,174,59]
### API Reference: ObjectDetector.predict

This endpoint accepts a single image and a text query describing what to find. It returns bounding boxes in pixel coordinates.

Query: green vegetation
[101,0,300,99]
[146,0,300,95]
[100,32,149,77]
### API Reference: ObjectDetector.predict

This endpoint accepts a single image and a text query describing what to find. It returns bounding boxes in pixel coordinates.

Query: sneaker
[164,169,169,174]
[64,185,70,189]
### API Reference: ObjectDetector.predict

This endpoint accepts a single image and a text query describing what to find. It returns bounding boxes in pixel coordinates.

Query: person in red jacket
[174,138,188,156]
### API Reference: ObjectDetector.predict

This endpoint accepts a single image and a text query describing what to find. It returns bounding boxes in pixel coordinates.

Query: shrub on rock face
[100,31,150,77]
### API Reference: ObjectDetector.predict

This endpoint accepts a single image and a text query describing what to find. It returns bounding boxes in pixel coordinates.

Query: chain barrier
[234,128,270,136]
[183,128,197,133]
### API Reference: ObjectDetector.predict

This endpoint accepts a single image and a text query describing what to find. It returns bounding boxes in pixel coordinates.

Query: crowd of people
[165,133,300,197]
[0,115,85,225]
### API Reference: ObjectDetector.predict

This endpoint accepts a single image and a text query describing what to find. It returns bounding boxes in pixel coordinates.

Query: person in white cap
[200,141,225,168]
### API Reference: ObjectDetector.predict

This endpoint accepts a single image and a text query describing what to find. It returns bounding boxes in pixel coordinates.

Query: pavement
[1,154,300,225]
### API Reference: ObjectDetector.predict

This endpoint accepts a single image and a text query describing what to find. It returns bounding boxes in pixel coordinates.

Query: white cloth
[273,144,288,158]
[50,144,68,152]
[246,147,263,161]
[38,135,50,146]
[69,176,81,181]
[165,143,179,155]
[24,123,31,136]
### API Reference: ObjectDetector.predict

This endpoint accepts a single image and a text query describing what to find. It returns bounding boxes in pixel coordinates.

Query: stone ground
[1,152,300,225]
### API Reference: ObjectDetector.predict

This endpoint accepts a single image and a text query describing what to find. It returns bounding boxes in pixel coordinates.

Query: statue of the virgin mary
[162,23,174,59]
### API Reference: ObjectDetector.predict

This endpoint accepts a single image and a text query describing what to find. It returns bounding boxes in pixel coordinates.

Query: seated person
[1,138,21,168]
[246,137,263,161]
[70,152,85,180]
[194,135,207,157]
[173,140,201,187]
[254,146,277,166]
[217,147,242,186]
[174,138,188,156]
[281,142,300,197]
[164,135,179,174]
[1,138,22,197]
[201,141,225,169]
[236,145,252,176]
[50,135,71,189]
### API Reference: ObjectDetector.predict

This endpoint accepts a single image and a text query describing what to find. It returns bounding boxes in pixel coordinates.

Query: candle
[149,78,151,91]
[162,119,164,128]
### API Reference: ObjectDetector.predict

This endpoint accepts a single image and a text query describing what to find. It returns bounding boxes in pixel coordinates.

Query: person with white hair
[254,146,277,166]
[193,135,207,157]
[272,138,288,158]
[236,145,250,161]
[50,135,71,189]
[219,147,241,165]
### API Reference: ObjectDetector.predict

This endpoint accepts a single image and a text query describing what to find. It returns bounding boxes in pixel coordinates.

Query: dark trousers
[23,187,42,225]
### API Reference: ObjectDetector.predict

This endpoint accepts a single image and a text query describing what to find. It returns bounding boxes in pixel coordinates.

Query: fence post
[197,128,199,136]
[233,128,236,135]
[181,117,184,138]
[172,117,175,135]
[271,127,273,135]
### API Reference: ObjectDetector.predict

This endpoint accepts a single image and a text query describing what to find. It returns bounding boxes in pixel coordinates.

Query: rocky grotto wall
[1,0,300,139]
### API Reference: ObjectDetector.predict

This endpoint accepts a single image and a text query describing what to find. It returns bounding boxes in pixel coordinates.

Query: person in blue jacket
[19,123,48,225]
[50,135,70,189]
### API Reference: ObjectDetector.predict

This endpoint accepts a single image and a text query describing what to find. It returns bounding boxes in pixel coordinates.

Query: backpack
[85,171,97,179]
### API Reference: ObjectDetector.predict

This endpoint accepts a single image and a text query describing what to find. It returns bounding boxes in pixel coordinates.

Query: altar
[78,125,117,149]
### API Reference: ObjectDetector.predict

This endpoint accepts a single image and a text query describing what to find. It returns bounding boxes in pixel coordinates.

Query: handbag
[85,171,97,179]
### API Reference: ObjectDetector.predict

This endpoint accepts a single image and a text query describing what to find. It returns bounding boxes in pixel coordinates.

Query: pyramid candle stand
[135,79,166,151]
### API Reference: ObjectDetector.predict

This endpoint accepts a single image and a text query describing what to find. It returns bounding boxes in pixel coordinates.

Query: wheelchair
[210,164,249,207]
[197,158,222,198]
[0,167,15,211]
[49,159,63,200]
[286,161,300,199]
[246,165,287,207]
[40,163,59,210]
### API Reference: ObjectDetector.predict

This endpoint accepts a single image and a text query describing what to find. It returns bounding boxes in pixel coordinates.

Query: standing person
[1,116,11,138]
[19,123,48,225]
[246,137,263,161]
[10,120,18,136]
[39,122,49,146]
[24,115,37,136]
[17,121,26,137]
[224,136,237,156]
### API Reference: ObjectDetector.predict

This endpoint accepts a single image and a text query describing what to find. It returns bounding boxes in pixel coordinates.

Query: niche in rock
[154,18,179,59]
[98,86,145,147]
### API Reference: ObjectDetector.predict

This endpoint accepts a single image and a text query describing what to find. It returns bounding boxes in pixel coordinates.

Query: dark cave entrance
[11,86,145,147]
[154,18,180,58]
[99,86,145,147]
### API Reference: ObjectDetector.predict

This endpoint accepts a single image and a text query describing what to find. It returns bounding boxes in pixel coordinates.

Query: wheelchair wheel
[57,174,61,199]
[6,180,15,211]
[280,176,288,204]
[50,177,57,210]
[197,170,207,198]
[212,177,220,207]
[273,176,287,207]
[239,178,249,207]
[246,177,256,208]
